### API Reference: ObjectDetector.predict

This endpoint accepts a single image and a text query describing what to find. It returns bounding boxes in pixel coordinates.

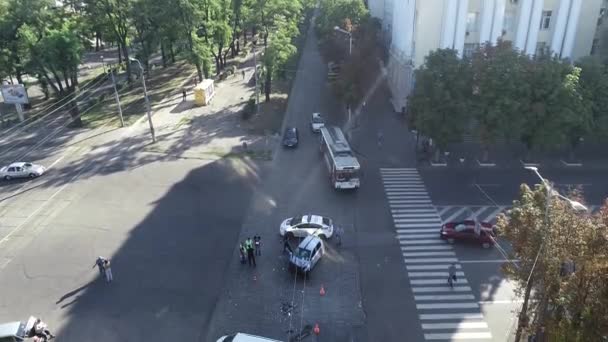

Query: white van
[289,235,324,273]
[216,332,283,342]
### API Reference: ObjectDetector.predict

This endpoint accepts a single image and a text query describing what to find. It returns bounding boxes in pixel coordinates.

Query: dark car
[440,220,496,248]
[282,127,299,147]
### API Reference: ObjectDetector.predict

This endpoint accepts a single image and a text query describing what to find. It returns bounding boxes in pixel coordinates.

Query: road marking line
[484,206,506,222]
[394,218,442,223]
[399,239,444,245]
[416,302,478,309]
[442,207,469,223]
[404,258,458,263]
[419,313,484,320]
[401,245,452,251]
[390,204,435,208]
[478,299,524,304]
[406,264,461,270]
[459,259,519,264]
[470,207,486,219]
[408,271,465,278]
[415,294,475,301]
[397,233,438,239]
[384,184,426,188]
[393,213,438,218]
[395,223,440,228]
[424,332,492,340]
[380,168,417,171]
[383,180,423,184]
[403,251,456,257]
[396,227,438,232]
[437,206,452,216]
[422,322,488,330]
[411,286,470,293]
[410,279,469,285]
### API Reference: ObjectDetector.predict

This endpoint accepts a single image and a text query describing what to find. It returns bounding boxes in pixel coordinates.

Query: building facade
[368,0,606,112]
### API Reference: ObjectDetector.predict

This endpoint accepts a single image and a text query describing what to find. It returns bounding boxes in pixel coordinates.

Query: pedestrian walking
[254,236,261,256]
[182,88,187,101]
[245,237,256,267]
[92,256,106,275]
[377,130,384,148]
[239,243,247,264]
[334,226,343,246]
[33,318,55,341]
[448,262,457,288]
[242,70,246,80]
[104,259,113,283]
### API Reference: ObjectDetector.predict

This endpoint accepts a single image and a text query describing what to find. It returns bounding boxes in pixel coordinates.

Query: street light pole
[252,39,259,113]
[333,26,353,132]
[130,58,156,143]
[101,55,105,73]
[514,166,588,342]
[110,68,124,127]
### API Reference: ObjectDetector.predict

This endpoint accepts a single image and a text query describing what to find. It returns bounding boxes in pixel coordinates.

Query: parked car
[282,127,299,147]
[216,332,282,342]
[289,235,324,273]
[279,214,334,239]
[0,316,36,342]
[440,220,496,248]
[310,112,325,132]
[0,162,46,180]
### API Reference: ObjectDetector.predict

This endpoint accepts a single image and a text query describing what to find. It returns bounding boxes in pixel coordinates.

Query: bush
[241,97,256,120]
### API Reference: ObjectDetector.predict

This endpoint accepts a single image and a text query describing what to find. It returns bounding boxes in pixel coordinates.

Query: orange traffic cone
[320,284,326,296]
[313,323,320,335]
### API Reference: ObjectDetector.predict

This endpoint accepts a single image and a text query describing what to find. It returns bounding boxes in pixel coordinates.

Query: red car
[440,220,496,248]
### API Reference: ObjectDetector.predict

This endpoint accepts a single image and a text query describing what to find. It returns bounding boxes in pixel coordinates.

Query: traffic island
[520,159,541,168]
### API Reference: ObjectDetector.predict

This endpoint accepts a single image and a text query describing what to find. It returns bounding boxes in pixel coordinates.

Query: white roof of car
[8,162,28,167]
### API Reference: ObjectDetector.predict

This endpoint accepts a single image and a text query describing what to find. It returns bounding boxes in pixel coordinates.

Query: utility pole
[130,58,156,142]
[253,39,259,113]
[110,68,124,127]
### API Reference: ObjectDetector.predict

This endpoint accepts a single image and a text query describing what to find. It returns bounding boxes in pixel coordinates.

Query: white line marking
[437,206,452,216]
[394,219,441,224]
[419,313,484,320]
[483,206,506,222]
[397,234,438,239]
[416,302,479,309]
[380,168,417,171]
[395,223,440,228]
[401,245,452,251]
[415,294,475,301]
[392,213,438,218]
[412,286,471,293]
[422,322,488,330]
[459,259,518,264]
[424,332,492,340]
[478,299,524,304]
[406,264,462,270]
[410,279,468,285]
[404,258,458,263]
[399,239,444,245]
[443,207,469,223]
[403,251,456,257]
[390,204,435,208]
[408,271,465,277]
[397,228,439,234]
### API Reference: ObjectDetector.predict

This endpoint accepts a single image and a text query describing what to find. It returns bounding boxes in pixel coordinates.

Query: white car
[216,333,282,342]
[311,112,325,132]
[279,214,334,239]
[0,162,46,180]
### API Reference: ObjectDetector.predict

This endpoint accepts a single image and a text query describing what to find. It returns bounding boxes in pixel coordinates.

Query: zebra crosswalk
[381,168,493,341]
[436,204,601,224]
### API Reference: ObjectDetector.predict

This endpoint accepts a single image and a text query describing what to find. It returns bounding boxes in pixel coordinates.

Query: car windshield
[296,248,311,260]
[322,217,331,225]
[290,216,302,225]
[284,129,296,138]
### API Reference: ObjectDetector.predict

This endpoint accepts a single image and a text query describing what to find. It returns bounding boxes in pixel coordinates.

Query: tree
[262,24,296,101]
[202,0,233,73]
[408,49,472,161]
[315,0,367,38]
[470,41,530,161]
[577,57,608,142]
[497,184,608,341]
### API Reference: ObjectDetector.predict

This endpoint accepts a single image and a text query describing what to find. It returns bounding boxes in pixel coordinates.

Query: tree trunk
[95,31,101,51]
[264,70,271,102]
[68,89,83,127]
[213,55,220,74]
[514,273,535,342]
[117,42,123,63]
[121,39,131,82]
[236,38,240,54]
[170,43,176,63]
[160,42,167,68]
[15,71,23,85]
[243,29,247,44]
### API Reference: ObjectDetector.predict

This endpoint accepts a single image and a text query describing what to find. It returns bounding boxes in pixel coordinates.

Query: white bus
[319,126,361,189]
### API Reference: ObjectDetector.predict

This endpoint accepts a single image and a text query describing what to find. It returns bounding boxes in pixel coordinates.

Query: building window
[536,42,547,56]
[463,43,479,58]
[503,11,515,33]
[591,38,600,55]
[467,12,479,33]
[540,11,552,30]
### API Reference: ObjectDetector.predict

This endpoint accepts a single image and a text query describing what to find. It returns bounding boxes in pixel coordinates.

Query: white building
[368,0,607,112]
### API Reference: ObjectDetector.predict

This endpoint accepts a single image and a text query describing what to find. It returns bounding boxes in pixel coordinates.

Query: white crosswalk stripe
[381,168,492,341]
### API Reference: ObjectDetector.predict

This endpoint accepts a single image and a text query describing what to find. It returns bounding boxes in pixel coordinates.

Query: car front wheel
[29,173,37,178]
[4,175,11,180]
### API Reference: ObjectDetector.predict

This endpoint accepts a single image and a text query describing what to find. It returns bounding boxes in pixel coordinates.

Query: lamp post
[514,166,588,342]
[333,26,352,55]
[130,58,156,143]
[252,38,259,113]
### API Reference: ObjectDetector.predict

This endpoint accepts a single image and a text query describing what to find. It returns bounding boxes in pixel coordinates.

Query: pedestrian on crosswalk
[377,130,384,148]
[245,237,256,267]
[448,263,457,288]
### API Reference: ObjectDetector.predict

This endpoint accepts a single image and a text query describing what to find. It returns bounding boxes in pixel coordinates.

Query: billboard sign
[1,84,29,105]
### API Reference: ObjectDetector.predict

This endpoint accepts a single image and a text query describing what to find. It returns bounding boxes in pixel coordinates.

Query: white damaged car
[279,214,334,239]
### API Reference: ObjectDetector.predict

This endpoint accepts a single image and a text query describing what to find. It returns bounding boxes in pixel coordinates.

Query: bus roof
[320,126,360,170]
